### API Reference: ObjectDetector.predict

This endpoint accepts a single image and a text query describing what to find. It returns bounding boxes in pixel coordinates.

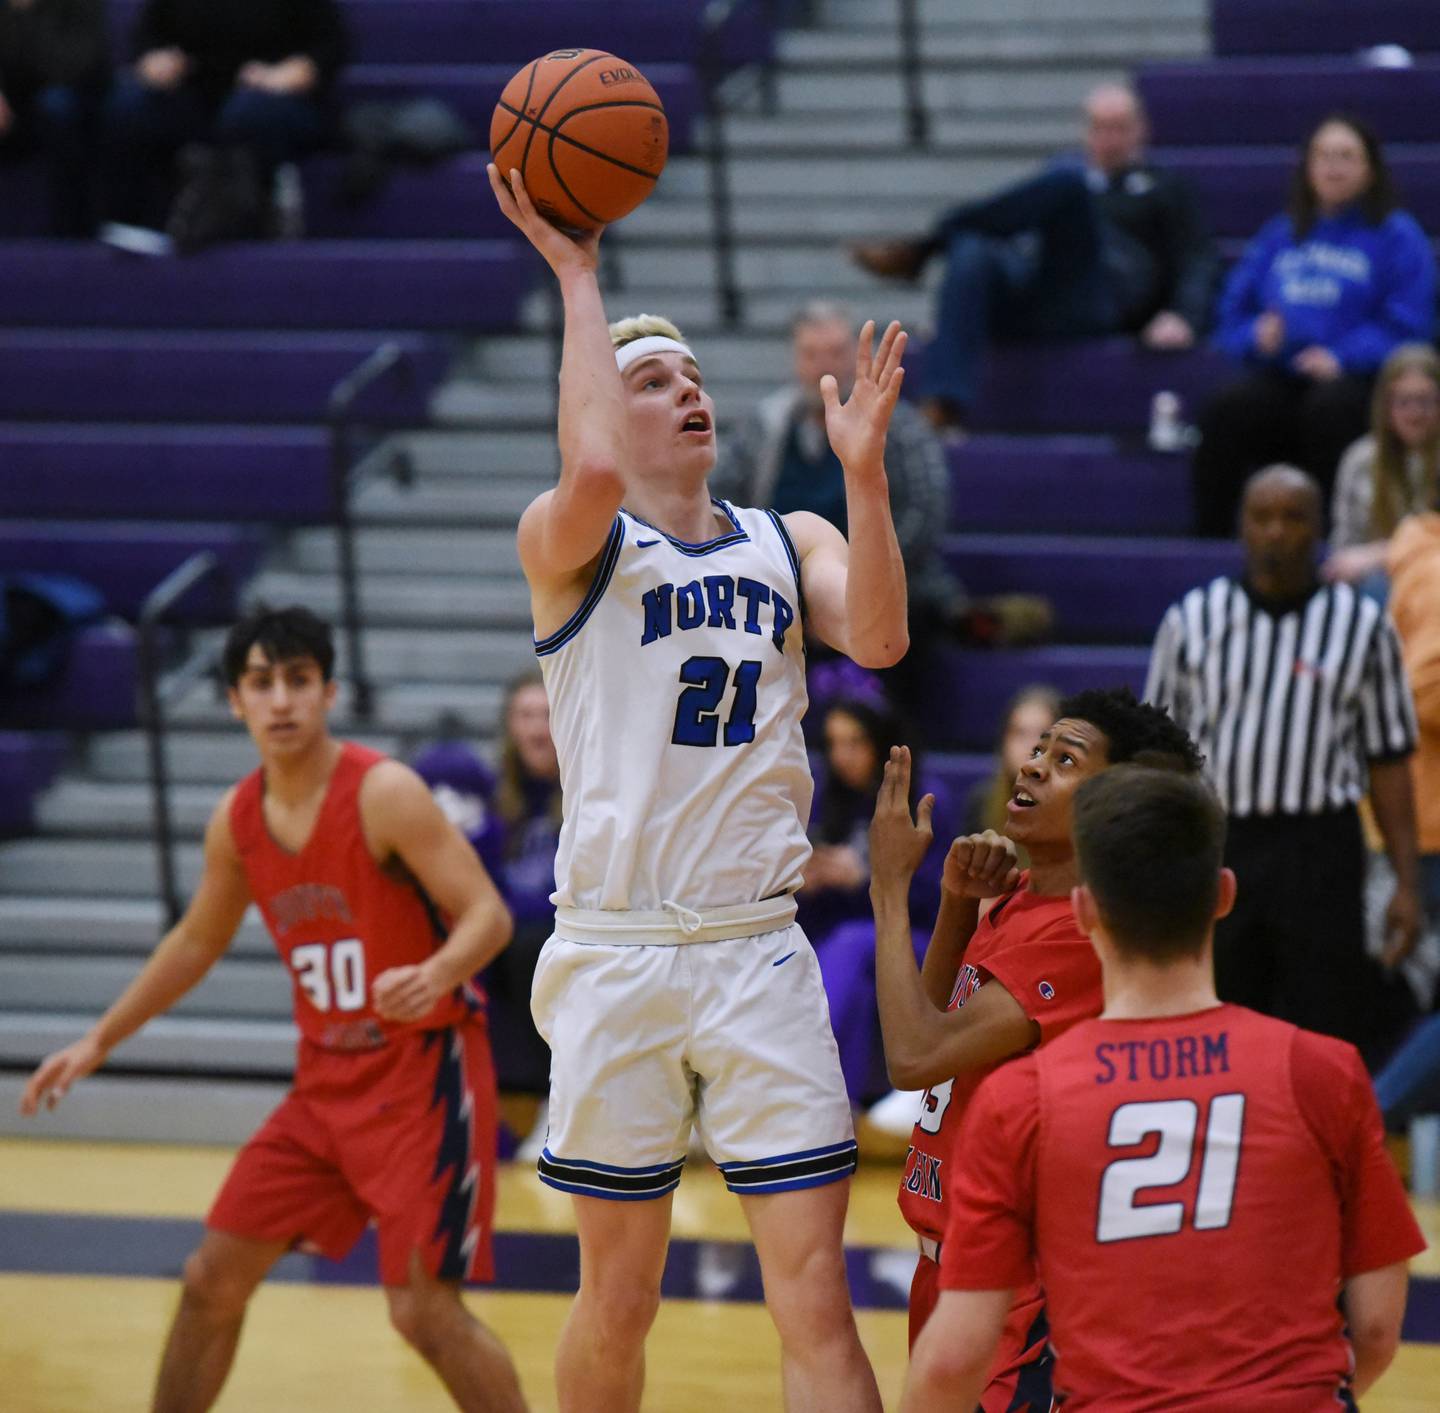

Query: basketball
[489,49,669,232]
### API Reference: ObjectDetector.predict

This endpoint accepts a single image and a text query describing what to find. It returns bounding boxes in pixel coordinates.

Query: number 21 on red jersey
[1097,1094,1246,1243]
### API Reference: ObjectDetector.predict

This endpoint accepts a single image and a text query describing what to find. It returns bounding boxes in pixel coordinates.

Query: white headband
[615,335,697,373]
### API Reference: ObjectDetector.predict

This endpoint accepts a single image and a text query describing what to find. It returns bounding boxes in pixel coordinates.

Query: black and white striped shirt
[1145,577,1417,817]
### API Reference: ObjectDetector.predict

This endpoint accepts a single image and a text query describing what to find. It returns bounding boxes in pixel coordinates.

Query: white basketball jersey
[537,501,813,914]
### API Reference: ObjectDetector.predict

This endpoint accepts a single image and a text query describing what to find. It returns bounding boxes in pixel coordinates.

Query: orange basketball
[490,49,669,232]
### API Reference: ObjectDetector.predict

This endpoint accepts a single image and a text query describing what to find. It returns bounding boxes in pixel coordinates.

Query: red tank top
[230,742,481,1049]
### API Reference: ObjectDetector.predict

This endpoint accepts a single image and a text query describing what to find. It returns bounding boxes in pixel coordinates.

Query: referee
[1145,464,1421,1045]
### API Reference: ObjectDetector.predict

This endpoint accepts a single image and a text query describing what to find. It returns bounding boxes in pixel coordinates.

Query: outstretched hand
[822,319,907,479]
[19,1033,107,1116]
[869,746,934,891]
[487,163,601,278]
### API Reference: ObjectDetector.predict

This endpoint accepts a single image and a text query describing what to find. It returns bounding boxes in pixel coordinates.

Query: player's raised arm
[488,164,626,583]
[19,794,253,1115]
[783,319,910,669]
[869,748,1035,1089]
[360,761,513,1024]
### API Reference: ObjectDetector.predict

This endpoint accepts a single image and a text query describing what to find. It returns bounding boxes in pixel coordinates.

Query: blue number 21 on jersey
[672,656,762,747]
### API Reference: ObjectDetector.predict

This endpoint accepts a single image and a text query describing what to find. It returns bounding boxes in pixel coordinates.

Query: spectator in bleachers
[712,299,963,729]
[1324,343,1440,597]
[849,84,1216,436]
[961,685,1061,871]
[485,670,562,1161]
[0,0,108,234]
[1146,464,1421,1052]
[1192,115,1435,537]
[101,0,346,248]
[800,696,952,1104]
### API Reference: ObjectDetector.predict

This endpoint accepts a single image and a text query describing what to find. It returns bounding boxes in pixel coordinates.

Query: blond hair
[1369,343,1440,537]
[608,313,686,349]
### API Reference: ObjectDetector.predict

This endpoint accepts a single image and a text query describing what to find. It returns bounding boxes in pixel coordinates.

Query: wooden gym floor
[1,1138,1437,1410]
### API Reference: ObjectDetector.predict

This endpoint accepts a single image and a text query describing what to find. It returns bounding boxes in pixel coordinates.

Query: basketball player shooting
[488,162,908,1413]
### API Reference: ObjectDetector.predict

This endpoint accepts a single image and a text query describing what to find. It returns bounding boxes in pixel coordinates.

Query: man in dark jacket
[0,0,108,233]
[101,0,346,241]
[853,85,1216,434]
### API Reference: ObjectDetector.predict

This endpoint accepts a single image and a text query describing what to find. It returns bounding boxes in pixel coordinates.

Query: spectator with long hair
[1325,343,1440,594]
[962,686,1062,866]
[1192,114,1435,536]
[802,697,952,1105]
[486,670,563,1157]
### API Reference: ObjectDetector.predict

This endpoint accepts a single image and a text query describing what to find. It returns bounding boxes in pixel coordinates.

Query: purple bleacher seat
[339,63,699,153]
[935,646,1151,751]
[941,534,1239,644]
[304,155,508,241]
[0,624,139,731]
[922,751,995,815]
[1139,59,1440,148]
[911,338,1231,437]
[0,331,445,423]
[949,437,1191,536]
[0,732,66,836]
[105,0,758,70]
[1213,0,1440,58]
[0,524,263,621]
[1155,145,1440,241]
[0,241,533,331]
[0,425,330,521]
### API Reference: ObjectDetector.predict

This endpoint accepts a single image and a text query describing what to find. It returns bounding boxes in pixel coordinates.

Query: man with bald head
[1146,464,1421,1049]
[852,84,1216,434]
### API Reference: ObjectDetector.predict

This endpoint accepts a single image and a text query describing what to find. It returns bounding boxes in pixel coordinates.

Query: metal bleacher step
[778,21,1204,65]
[248,568,533,629]
[0,895,271,955]
[0,952,290,1018]
[285,527,520,578]
[819,0,1206,25]
[37,779,222,839]
[0,838,203,898]
[0,1012,296,1076]
[86,730,397,787]
[165,680,506,736]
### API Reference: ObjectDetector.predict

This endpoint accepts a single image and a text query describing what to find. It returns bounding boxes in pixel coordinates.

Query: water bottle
[1411,1114,1439,1199]
[1149,390,1185,453]
[272,163,305,241]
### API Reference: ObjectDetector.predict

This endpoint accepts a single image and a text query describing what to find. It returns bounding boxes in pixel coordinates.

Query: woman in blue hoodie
[1192,114,1435,536]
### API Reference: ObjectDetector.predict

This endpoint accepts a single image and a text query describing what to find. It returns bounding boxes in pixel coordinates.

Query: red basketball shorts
[209,1021,497,1286]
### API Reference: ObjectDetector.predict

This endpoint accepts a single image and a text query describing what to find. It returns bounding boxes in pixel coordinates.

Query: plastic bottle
[1410,1113,1439,1199]
[272,163,305,241]
[1149,390,1185,452]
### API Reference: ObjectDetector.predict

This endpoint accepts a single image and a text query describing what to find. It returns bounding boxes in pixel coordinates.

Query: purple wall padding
[0,425,331,521]
[934,646,1150,751]
[941,534,1239,644]
[0,330,445,423]
[1212,0,1440,57]
[0,241,534,330]
[0,524,263,621]
[0,625,140,731]
[1138,59,1440,147]
[949,437,1191,536]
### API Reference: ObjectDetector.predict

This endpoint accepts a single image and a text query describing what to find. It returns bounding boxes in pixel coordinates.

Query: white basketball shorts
[530,922,857,1201]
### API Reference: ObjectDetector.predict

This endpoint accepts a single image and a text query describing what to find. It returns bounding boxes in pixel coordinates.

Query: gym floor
[2,1139,1437,1410]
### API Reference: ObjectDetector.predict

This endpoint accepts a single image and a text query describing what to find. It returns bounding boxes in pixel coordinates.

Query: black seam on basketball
[492,60,541,166]
[497,103,665,184]
[520,52,606,180]
[544,127,607,227]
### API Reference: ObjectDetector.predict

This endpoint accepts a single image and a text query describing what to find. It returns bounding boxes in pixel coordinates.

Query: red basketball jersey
[942,1004,1427,1412]
[230,742,482,1049]
[899,877,1103,1245]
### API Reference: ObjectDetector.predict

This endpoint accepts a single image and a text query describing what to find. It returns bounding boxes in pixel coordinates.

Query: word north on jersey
[640,574,796,652]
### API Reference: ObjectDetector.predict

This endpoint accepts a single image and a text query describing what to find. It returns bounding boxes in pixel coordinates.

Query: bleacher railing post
[138,550,223,927]
[326,342,412,723]
[898,0,929,147]
[702,2,745,327]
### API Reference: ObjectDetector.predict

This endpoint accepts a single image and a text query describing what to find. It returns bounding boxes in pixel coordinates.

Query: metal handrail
[898,0,929,147]
[138,550,227,926]
[326,342,414,721]
[700,0,748,326]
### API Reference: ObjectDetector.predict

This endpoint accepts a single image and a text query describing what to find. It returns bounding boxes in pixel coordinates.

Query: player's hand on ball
[821,318,907,479]
[487,163,601,276]
[19,1033,107,1115]
[942,832,1021,901]
[372,963,445,1023]
[869,746,934,889]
